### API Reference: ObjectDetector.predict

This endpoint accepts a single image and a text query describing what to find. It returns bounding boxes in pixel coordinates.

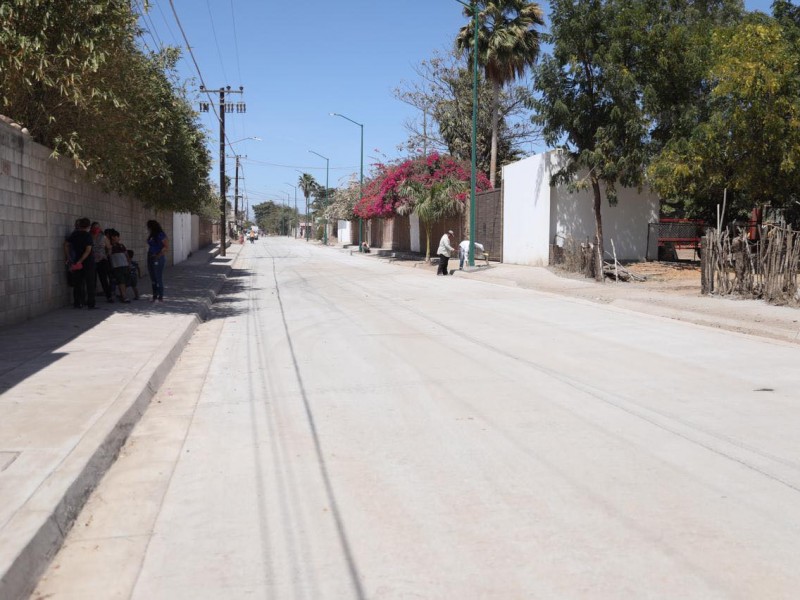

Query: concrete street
[33,237,800,599]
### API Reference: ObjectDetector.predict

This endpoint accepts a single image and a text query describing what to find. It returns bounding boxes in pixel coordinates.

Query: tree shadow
[0,259,250,395]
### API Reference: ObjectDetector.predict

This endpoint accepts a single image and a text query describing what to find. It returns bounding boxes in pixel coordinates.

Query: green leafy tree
[628,0,744,154]
[252,201,296,235]
[532,0,650,280]
[456,0,544,187]
[397,179,468,262]
[648,14,800,220]
[0,1,213,214]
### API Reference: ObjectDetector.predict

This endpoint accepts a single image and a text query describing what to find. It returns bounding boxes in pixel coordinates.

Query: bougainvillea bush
[354,153,491,219]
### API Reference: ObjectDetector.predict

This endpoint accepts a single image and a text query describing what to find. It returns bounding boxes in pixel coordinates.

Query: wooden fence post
[701,235,710,295]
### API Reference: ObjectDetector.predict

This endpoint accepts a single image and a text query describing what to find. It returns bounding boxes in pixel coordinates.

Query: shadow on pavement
[0,256,251,395]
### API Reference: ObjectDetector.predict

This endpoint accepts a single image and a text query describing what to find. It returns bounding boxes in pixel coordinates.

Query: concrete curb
[0,244,235,600]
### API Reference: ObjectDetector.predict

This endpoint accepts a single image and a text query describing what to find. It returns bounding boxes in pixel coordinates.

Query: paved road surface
[34,237,800,599]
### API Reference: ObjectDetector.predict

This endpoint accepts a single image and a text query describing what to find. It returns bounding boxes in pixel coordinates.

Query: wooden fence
[701,225,800,304]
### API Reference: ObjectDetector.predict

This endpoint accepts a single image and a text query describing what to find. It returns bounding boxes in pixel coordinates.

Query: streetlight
[284,182,298,238]
[455,0,479,267]
[330,113,364,252]
[228,136,262,146]
[283,192,291,236]
[308,150,330,245]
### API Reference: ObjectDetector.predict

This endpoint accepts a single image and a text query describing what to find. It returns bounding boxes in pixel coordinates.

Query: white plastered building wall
[503,150,659,265]
[337,220,352,244]
[172,212,193,264]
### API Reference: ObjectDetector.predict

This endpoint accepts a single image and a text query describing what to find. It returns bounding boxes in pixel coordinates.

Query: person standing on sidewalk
[90,222,114,303]
[108,230,131,303]
[146,220,169,302]
[127,250,142,300]
[436,230,456,276]
[63,217,97,309]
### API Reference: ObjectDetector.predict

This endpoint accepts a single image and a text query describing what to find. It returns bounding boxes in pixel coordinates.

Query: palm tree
[298,173,317,241]
[397,179,468,263]
[456,0,544,187]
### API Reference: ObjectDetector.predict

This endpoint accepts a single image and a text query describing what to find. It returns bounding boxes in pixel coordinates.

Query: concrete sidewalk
[463,262,800,345]
[0,243,243,600]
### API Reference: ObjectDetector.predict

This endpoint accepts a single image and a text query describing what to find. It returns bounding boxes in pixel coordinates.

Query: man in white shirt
[436,230,455,276]
[459,240,485,270]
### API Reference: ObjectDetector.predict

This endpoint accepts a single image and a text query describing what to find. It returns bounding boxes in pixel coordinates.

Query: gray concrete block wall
[0,120,175,327]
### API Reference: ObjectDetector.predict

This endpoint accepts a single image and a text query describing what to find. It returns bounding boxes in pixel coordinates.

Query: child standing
[127,250,142,300]
[108,230,131,303]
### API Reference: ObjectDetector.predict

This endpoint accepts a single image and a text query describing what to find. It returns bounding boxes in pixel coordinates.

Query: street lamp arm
[308,150,329,162]
[330,113,363,128]
[228,136,262,145]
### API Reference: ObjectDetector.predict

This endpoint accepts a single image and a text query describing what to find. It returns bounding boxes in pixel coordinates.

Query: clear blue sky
[140,0,778,217]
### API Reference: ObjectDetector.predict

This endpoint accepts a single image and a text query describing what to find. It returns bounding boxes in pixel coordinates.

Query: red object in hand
[69,262,83,271]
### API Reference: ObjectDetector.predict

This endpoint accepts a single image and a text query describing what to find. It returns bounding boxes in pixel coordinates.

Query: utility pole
[231,154,246,231]
[199,85,245,257]
[234,155,240,228]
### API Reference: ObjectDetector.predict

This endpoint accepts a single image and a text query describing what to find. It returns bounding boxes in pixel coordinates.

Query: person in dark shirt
[146,219,169,302]
[64,217,97,309]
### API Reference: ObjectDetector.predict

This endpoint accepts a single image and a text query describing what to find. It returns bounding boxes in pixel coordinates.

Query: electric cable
[229,0,244,86]
[205,0,229,82]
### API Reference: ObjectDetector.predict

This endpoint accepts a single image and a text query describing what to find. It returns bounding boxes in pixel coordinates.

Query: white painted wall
[338,220,352,245]
[502,153,553,266]
[502,151,660,264]
[172,212,192,264]
[410,214,421,253]
[552,179,659,261]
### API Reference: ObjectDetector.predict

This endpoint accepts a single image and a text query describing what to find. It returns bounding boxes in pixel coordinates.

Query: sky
[139,0,778,218]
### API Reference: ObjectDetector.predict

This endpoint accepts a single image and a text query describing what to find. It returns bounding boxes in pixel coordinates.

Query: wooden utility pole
[199,86,245,257]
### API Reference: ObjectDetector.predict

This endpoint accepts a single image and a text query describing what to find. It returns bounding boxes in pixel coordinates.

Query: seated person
[459,240,486,269]
[361,241,371,253]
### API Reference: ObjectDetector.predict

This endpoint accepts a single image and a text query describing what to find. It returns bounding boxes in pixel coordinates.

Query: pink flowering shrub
[354,153,491,219]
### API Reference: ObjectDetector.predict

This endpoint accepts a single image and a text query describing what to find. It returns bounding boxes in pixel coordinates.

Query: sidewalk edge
[0,244,233,600]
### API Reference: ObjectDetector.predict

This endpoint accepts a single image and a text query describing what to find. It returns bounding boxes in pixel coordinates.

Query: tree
[648,13,800,220]
[398,179,468,262]
[327,175,360,222]
[456,0,544,187]
[297,173,318,240]
[252,201,296,236]
[633,0,744,154]
[355,153,490,256]
[393,50,538,174]
[532,0,651,280]
[0,1,214,214]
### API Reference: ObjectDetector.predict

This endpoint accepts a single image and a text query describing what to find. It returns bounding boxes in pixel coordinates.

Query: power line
[154,0,181,47]
[135,0,164,50]
[167,0,237,151]
[229,0,243,85]
[205,0,229,82]
[240,158,358,171]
